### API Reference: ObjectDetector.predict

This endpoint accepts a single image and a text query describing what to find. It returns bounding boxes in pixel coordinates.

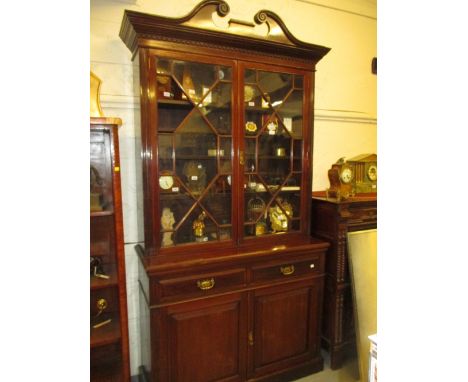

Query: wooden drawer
[347,204,377,230]
[155,268,246,302]
[251,254,324,285]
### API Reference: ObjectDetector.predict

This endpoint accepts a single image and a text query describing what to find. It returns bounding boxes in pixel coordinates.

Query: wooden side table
[311,192,377,369]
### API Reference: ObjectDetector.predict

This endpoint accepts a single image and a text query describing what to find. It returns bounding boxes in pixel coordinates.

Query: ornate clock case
[347,153,377,194]
[326,159,354,201]
[120,1,330,380]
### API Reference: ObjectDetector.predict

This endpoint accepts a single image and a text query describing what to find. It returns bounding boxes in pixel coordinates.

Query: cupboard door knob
[197,278,215,290]
[248,331,254,346]
[280,265,295,276]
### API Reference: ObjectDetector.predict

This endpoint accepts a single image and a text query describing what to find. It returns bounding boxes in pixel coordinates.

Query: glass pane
[245,138,256,172]
[217,65,232,81]
[90,130,113,212]
[258,121,291,187]
[244,85,273,138]
[158,101,193,133]
[219,227,232,241]
[277,89,303,138]
[157,58,178,100]
[291,219,301,232]
[173,61,217,104]
[176,206,218,244]
[158,134,173,172]
[245,193,267,223]
[244,173,270,238]
[258,71,293,108]
[294,74,303,89]
[283,173,302,192]
[201,175,232,225]
[200,82,232,135]
[160,175,195,224]
[243,68,303,238]
[293,140,302,171]
[276,190,301,219]
[244,69,256,84]
[267,198,293,233]
[156,58,233,248]
[220,137,232,173]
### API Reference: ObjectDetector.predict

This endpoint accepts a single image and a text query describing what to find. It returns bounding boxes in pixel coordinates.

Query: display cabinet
[311,192,377,369]
[90,117,130,381]
[120,1,330,380]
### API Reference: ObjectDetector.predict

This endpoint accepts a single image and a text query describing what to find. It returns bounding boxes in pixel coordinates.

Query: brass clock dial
[367,164,377,181]
[159,175,174,190]
[340,167,353,184]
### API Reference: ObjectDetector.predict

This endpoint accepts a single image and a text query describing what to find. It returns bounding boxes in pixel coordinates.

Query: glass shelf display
[90,120,129,381]
[150,58,309,248]
[242,69,304,238]
[156,59,233,247]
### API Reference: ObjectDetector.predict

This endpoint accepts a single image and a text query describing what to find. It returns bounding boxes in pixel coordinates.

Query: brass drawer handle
[197,278,215,290]
[280,265,295,276]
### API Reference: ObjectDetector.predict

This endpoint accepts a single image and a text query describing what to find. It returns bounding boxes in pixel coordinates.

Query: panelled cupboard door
[249,280,323,379]
[156,293,248,382]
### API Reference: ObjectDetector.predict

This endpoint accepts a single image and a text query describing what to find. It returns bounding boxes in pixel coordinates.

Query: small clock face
[159,175,174,190]
[367,164,377,181]
[340,167,353,184]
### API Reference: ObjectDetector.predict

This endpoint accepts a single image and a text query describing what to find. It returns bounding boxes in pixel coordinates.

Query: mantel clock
[326,158,354,200]
[347,153,377,193]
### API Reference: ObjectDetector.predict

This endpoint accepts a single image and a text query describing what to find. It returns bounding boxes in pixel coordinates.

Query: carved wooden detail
[336,224,347,283]
[311,193,377,370]
[336,292,345,344]
[119,0,330,61]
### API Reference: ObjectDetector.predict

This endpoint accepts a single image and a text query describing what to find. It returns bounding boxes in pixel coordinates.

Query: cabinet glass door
[242,68,304,237]
[156,58,233,247]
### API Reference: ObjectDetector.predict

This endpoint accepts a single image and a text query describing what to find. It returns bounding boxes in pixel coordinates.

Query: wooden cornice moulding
[119,0,330,62]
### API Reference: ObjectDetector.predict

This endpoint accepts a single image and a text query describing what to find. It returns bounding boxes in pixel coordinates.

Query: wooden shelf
[91,210,115,218]
[259,155,290,160]
[91,271,119,290]
[91,241,111,257]
[91,315,122,348]
[176,155,221,160]
[158,98,192,107]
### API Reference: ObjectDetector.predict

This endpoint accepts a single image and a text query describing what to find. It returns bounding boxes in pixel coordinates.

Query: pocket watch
[159,175,174,190]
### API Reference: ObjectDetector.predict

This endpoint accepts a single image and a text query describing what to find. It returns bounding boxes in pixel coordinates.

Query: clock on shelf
[159,175,174,190]
[326,158,354,201]
[347,153,377,193]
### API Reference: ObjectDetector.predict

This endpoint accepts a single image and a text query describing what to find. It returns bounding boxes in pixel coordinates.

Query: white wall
[90,0,376,375]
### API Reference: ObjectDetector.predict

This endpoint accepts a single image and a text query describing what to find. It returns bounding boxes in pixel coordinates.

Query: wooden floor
[294,352,360,382]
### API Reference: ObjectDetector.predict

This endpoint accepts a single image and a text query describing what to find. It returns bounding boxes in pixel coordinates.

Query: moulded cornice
[119,0,330,63]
